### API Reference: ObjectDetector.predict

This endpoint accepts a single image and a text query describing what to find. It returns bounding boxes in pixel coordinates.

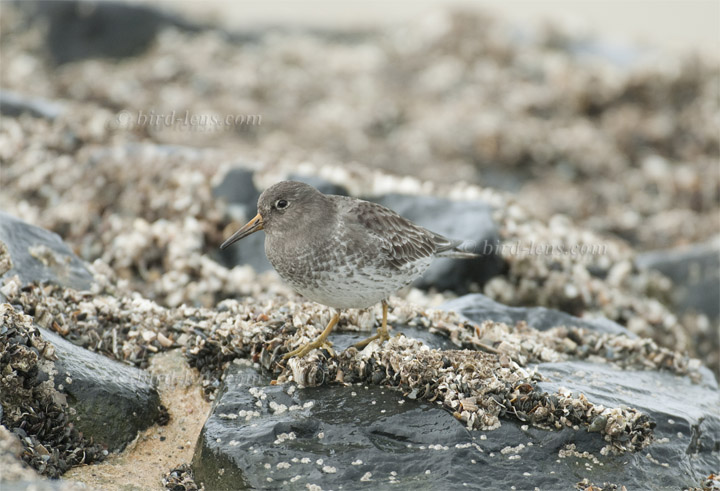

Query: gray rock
[288,174,349,197]
[440,293,632,336]
[0,91,65,120]
[213,167,260,209]
[193,293,718,489]
[37,328,164,451]
[193,355,718,490]
[0,211,93,291]
[636,238,720,320]
[193,364,480,490]
[19,1,198,65]
[535,360,719,489]
[366,194,503,292]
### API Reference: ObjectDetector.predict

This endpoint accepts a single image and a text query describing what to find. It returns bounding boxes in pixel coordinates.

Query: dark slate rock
[212,168,273,272]
[535,360,719,489]
[0,211,93,291]
[21,1,198,65]
[440,293,632,336]
[288,174,349,197]
[193,354,719,490]
[213,167,260,209]
[36,328,163,451]
[365,194,504,292]
[636,239,720,320]
[0,90,65,120]
[193,364,482,491]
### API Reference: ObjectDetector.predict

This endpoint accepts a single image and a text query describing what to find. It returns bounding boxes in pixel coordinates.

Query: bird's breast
[264,230,428,309]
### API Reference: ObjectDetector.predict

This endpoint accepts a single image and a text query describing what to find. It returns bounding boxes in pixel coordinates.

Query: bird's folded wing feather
[349,200,460,269]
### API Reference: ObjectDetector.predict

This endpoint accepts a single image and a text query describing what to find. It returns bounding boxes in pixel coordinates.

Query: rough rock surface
[536,360,719,489]
[193,353,718,490]
[37,327,165,451]
[0,211,93,293]
[0,306,108,477]
[0,213,165,480]
[0,423,42,483]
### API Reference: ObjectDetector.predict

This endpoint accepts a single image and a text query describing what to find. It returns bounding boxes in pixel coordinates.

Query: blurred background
[179,1,719,54]
[2,0,717,245]
[0,1,718,368]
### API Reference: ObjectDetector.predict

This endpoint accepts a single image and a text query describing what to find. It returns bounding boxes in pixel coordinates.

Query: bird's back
[333,195,469,272]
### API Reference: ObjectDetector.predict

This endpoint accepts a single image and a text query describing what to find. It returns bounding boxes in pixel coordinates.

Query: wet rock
[0,211,93,292]
[0,90,65,120]
[193,355,718,490]
[636,237,720,319]
[440,293,632,336]
[37,328,164,451]
[1,307,106,477]
[193,364,476,490]
[366,194,503,291]
[535,360,719,489]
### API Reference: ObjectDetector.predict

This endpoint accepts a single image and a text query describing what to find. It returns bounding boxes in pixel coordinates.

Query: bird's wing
[346,199,459,270]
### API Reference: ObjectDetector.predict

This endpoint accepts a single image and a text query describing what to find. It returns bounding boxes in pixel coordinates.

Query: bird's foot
[353,328,390,350]
[283,312,341,360]
[354,300,392,350]
[282,339,334,360]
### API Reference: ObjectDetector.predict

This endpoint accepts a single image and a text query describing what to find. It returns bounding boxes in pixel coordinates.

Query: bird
[220,180,477,360]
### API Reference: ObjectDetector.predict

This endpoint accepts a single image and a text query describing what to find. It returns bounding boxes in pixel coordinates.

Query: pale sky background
[170,0,720,55]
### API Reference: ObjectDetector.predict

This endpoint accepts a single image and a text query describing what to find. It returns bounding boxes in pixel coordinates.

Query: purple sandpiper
[221,180,477,359]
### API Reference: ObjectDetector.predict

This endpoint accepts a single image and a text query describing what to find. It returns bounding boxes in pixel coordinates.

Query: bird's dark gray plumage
[220,180,476,358]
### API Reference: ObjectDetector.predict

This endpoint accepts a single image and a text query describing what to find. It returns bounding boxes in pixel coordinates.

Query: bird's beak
[220,213,264,249]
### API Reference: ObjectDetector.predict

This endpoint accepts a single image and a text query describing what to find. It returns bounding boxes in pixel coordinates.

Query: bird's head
[220,180,330,249]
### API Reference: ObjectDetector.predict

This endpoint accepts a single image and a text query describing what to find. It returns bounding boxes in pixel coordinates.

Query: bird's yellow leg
[283,311,341,360]
[353,301,391,349]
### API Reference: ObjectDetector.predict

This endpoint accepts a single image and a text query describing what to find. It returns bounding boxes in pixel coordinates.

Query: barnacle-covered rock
[0,303,167,479]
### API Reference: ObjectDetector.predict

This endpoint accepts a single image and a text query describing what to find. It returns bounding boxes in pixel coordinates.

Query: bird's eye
[275,199,289,210]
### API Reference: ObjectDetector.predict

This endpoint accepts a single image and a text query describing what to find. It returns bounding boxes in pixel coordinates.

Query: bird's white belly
[265,228,434,310]
[282,259,431,310]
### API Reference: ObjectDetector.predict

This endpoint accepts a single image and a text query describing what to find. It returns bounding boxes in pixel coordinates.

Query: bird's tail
[434,237,480,259]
